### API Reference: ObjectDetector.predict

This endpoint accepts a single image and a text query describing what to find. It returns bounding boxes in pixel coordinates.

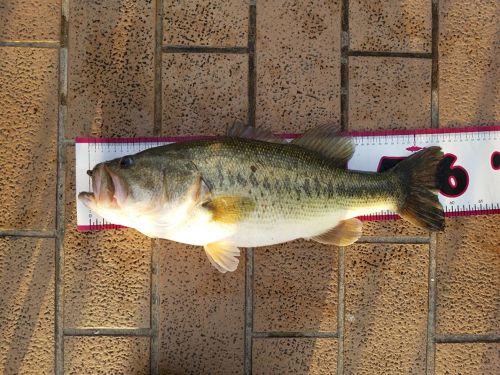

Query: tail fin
[391,146,445,231]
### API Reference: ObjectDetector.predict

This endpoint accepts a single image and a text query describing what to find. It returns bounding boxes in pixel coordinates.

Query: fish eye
[120,156,134,169]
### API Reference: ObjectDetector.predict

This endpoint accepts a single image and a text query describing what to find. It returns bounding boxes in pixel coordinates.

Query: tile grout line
[336,247,346,375]
[244,248,254,375]
[247,1,257,128]
[434,334,500,344]
[357,235,430,244]
[64,327,153,337]
[349,50,432,59]
[427,2,439,373]
[338,1,349,374]
[340,0,349,132]
[150,238,160,375]
[0,230,56,238]
[431,0,440,130]
[55,1,69,374]
[253,331,338,338]
[163,45,248,54]
[426,233,437,375]
[0,40,60,48]
[151,0,164,373]
[245,3,257,374]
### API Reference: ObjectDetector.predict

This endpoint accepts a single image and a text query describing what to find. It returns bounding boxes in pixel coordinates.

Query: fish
[78,123,444,273]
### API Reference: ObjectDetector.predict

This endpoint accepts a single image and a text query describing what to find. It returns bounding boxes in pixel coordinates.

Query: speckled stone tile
[162,53,247,136]
[436,215,499,335]
[64,337,150,374]
[349,0,432,52]
[0,47,58,231]
[163,0,247,47]
[256,0,341,133]
[360,218,428,238]
[0,238,54,375]
[254,240,338,332]
[439,0,499,127]
[64,148,151,328]
[159,241,245,374]
[67,0,155,138]
[349,57,431,131]
[348,56,432,238]
[344,244,428,374]
[253,338,337,374]
[435,343,500,375]
[0,1,60,41]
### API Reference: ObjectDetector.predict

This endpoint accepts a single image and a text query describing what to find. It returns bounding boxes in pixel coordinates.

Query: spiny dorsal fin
[310,218,362,246]
[291,124,354,167]
[204,241,240,273]
[202,195,255,224]
[227,120,284,144]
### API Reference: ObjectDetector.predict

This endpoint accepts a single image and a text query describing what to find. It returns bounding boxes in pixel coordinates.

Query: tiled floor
[0,1,499,374]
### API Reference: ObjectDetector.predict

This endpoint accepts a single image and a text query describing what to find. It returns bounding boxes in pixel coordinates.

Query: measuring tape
[76,126,500,231]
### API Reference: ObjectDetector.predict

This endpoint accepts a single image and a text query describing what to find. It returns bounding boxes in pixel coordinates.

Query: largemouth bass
[78,123,444,273]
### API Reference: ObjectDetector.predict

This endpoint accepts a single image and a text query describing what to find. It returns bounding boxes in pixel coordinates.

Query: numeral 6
[436,153,469,198]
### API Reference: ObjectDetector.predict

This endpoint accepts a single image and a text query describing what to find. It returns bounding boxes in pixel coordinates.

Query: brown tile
[0,238,54,374]
[254,240,338,332]
[64,148,151,328]
[361,218,428,238]
[64,337,150,374]
[344,244,428,374]
[253,338,337,375]
[163,0,247,47]
[0,1,60,41]
[349,57,431,131]
[349,0,432,52]
[436,215,499,335]
[162,53,247,136]
[67,0,155,138]
[348,56,432,237]
[435,343,500,375]
[256,0,341,133]
[159,242,245,374]
[439,0,499,127]
[0,47,58,231]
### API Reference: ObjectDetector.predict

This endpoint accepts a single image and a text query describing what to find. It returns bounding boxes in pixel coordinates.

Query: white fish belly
[228,210,353,247]
[132,204,395,248]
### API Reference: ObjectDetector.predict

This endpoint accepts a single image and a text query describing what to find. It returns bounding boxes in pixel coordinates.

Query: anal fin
[310,218,362,246]
[204,241,240,273]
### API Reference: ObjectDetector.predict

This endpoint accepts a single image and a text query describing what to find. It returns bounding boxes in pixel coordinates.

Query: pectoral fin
[204,241,240,273]
[202,196,255,224]
[310,218,362,246]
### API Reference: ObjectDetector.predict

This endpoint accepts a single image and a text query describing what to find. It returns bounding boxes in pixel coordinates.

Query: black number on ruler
[437,153,469,198]
[491,151,500,170]
[377,156,405,172]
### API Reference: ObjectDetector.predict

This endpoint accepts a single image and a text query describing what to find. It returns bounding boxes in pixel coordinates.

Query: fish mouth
[78,163,128,209]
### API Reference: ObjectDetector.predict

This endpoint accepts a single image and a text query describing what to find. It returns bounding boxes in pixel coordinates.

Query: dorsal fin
[291,124,354,167]
[227,120,284,143]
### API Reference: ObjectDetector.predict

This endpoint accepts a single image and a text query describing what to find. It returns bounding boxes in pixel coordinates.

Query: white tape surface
[76,127,500,230]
